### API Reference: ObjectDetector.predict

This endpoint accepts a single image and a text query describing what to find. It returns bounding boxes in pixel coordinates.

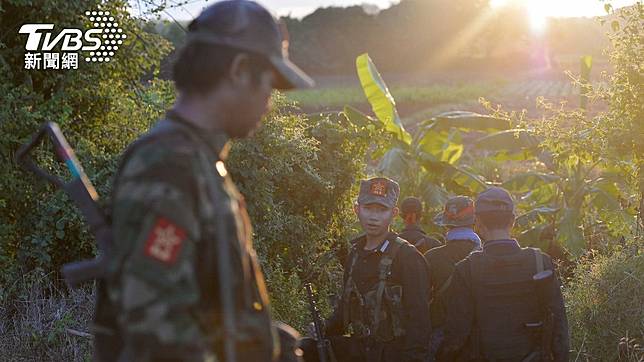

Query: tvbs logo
[19,10,126,70]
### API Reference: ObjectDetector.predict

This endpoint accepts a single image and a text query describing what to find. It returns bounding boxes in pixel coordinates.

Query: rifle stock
[16,122,111,289]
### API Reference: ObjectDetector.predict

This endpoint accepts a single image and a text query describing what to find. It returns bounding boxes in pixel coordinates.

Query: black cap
[186,0,314,90]
[401,197,423,215]
[434,196,475,227]
[357,177,400,209]
[475,187,515,214]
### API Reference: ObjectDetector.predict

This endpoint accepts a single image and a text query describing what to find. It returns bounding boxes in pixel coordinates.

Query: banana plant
[349,53,513,205]
[476,131,637,257]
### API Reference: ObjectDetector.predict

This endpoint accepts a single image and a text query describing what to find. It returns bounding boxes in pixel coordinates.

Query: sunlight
[526,1,548,34]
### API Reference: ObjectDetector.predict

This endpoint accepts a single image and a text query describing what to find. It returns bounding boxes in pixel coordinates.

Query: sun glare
[491,0,549,34]
[526,1,548,34]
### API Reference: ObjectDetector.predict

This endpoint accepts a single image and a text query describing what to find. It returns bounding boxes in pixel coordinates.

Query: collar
[482,239,520,250]
[355,233,398,254]
[165,109,231,160]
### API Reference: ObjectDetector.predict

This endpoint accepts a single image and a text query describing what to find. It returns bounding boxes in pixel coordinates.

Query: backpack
[469,247,547,360]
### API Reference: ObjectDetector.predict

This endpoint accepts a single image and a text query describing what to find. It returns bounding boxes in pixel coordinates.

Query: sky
[131,0,639,21]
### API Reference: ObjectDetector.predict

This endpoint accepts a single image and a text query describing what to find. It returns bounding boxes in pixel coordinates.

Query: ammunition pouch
[342,238,407,343]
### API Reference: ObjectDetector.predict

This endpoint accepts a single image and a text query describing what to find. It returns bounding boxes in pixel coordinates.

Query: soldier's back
[454,241,556,361]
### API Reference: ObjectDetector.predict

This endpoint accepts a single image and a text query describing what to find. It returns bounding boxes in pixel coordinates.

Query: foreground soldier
[301,178,431,362]
[425,196,480,358]
[437,187,570,361]
[398,196,442,253]
[105,1,313,360]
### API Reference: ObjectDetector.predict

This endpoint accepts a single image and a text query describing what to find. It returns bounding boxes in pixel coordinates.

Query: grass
[286,82,500,110]
[564,238,644,361]
[0,270,93,361]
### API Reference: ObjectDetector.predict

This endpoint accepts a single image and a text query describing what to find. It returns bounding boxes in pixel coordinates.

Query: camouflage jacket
[106,114,279,361]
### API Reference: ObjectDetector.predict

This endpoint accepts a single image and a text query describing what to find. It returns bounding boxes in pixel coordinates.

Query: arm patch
[144,217,187,265]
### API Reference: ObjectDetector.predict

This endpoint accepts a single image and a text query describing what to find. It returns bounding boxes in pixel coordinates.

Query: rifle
[15,122,111,288]
[304,283,335,362]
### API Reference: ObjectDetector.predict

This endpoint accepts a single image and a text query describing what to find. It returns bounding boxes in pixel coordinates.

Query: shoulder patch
[144,217,187,264]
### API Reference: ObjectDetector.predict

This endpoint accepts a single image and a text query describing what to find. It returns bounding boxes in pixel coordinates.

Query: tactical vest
[341,237,407,342]
[105,118,278,360]
[469,247,547,360]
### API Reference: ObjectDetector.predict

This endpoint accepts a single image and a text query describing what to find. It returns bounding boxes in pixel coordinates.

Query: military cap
[434,196,475,227]
[475,187,515,214]
[357,177,400,208]
[186,0,314,89]
[401,197,423,215]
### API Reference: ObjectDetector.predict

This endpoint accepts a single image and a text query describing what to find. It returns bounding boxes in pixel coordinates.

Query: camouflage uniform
[104,1,315,359]
[107,116,279,360]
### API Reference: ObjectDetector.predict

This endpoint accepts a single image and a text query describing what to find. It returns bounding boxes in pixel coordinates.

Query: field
[287,72,608,126]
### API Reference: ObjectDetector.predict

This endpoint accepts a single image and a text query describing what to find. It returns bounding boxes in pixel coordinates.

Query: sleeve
[547,258,570,361]
[399,246,431,362]
[437,259,474,360]
[111,145,206,356]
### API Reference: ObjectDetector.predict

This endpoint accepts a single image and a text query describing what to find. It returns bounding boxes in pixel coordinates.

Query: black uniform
[425,239,477,329]
[399,224,442,254]
[437,239,570,361]
[303,233,431,362]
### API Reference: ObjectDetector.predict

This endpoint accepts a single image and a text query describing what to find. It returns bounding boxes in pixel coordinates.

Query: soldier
[301,177,431,362]
[105,1,314,361]
[398,196,442,253]
[437,187,570,361]
[425,196,480,358]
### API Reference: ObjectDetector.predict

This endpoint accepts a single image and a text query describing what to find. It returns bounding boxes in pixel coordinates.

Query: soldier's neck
[482,229,512,242]
[172,93,226,133]
[364,232,389,250]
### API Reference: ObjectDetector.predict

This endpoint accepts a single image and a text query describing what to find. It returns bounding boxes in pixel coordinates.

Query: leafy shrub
[564,237,643,361]
[229,96,380,329]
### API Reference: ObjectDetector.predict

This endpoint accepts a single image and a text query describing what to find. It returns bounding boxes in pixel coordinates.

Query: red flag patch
[144,217,186,265]
[370,180,387,197]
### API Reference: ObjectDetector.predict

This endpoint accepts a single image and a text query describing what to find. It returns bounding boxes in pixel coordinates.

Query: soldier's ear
[353,202,360,216]
[392,207,399,218]
[229,53,252,87]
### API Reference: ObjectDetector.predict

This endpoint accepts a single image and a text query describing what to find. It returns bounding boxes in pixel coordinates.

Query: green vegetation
[565,238,643,360]
[344,3,643,359]
[0,0,641,360]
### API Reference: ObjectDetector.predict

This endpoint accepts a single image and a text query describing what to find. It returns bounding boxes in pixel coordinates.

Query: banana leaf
[515,206,559,227]
[475,129,541,153]
[517,223,553,250]
[519,183,558,205]
[420,178,450,208]
[356,53,411,144]
[502,172,560,193]
[342,105,380,128]
[417,129,464,165]
[427,111,511,132]
[377,148,412,178]
[447,165,488,194]
[556,207,586,256]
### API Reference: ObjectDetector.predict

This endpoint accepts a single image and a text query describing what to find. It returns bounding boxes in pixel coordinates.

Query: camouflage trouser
[428,328,444,362]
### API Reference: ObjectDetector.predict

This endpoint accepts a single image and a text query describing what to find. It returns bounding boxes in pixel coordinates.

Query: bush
[565,237,643,361]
